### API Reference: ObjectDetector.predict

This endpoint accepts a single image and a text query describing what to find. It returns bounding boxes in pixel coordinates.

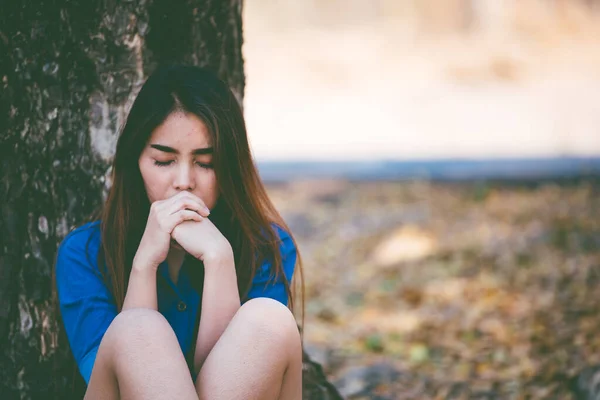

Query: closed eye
[153,160,213,169]
[154,160,174,167]
[196,162,213,169]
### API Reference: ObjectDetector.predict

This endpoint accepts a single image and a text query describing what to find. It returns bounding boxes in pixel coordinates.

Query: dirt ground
[267,177,600,399]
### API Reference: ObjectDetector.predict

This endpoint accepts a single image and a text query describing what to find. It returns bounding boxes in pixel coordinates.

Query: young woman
[55,65,303,399]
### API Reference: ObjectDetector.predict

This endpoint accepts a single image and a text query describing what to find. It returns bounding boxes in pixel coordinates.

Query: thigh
[84,308,198,400]
[84,341,119,400]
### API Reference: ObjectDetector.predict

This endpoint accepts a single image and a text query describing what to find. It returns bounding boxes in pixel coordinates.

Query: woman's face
[138,111,218,210]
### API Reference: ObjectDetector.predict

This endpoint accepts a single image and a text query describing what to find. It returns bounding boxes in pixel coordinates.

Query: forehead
[149,111,211,147]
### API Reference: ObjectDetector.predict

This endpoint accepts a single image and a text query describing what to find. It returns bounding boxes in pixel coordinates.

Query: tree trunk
[0,1,340,398]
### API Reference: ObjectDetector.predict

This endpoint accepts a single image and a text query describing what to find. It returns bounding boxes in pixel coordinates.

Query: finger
[181,191,209,212]
[165,209,204,233]
[183,194,211,216]
[172,190,205,204]
[168,197,210,217]
[168,192,209,214]
[152,192,210,216]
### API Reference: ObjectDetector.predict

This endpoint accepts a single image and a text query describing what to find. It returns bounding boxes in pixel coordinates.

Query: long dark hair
[100,64,303,315]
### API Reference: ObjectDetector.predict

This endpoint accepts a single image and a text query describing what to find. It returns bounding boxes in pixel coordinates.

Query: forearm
[193,252,240,373]
[122,264,158,311]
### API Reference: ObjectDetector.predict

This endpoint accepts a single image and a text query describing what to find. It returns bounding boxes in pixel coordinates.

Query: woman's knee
[89,309,175,389]
[89,309,198,399]
[236,298,301,348]
[103,308,174,352]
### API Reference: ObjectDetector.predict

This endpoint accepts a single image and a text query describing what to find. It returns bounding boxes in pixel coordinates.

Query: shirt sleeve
[55,229,118,385]
[246,226,297,306]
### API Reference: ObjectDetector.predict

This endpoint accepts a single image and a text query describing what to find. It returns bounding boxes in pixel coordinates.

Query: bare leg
[84,308,197,400]
[195,297,302,400]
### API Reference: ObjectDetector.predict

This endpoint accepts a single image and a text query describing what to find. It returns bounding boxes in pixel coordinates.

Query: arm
[55,227,117,385]
[191,226,297,373]
[122,256,159,311]
[246,227,297,306]
[174,220,294,373]
[123,191,210,311]
[169,218,241,373]
[193,250,240,373]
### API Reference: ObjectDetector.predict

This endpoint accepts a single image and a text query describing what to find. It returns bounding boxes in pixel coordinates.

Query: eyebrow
[150,144,213,155]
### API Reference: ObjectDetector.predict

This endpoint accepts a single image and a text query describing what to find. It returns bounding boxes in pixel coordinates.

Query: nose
[174,163,195,191]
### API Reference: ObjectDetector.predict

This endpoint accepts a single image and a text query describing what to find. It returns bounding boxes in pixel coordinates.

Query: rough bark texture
[0,1,340,398]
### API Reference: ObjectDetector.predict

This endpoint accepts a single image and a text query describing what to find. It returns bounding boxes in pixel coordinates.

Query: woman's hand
[171,217,233,264]
[133,191,211,272]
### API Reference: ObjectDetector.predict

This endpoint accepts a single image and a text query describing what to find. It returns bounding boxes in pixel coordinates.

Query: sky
[242,0,600,161]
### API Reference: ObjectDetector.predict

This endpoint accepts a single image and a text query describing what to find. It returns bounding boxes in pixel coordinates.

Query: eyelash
[153,160,213,169]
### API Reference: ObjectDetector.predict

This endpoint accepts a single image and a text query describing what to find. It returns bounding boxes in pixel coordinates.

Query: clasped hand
[133,191,232,271]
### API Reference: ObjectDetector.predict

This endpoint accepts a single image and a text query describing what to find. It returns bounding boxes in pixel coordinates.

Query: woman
[55,65,303,399]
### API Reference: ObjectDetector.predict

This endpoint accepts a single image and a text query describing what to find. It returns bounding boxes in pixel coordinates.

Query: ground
[267,177,600,399]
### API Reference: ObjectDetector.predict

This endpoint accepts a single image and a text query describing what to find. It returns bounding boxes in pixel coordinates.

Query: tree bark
[0,1,340,398]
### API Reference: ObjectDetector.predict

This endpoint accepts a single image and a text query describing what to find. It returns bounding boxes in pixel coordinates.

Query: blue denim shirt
[55,221,296,384]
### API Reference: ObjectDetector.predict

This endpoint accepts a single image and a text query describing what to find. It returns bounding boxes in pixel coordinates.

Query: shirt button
[177,301,187,312]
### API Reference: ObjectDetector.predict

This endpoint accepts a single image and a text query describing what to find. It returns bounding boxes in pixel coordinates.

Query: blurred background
[243,1,600,398]
[244,0,600,161]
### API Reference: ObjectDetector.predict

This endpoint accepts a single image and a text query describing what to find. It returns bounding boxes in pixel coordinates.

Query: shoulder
[272,223,291,241]
[271,223,295,254]
[60,220,101,251]
[56,221,102,272]
[270,223,297,269]
[253,224,297,284]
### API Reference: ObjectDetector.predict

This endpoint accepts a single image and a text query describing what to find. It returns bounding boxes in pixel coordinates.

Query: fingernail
[205,207,211,215]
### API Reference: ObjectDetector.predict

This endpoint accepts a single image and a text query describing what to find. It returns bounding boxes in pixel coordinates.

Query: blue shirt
[55,221,296,385]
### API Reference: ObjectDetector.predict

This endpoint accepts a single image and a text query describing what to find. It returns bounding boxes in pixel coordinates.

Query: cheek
[198,172,219,208]
[139,161,166,202]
